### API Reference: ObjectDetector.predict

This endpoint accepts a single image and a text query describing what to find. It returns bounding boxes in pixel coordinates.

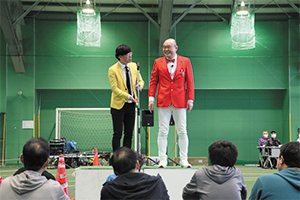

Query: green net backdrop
[56,108,113,153]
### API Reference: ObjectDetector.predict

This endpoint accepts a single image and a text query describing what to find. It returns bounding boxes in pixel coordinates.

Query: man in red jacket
[149,38,194,168]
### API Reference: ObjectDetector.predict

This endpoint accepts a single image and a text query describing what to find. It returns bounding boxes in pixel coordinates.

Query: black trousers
[111,103,135,152]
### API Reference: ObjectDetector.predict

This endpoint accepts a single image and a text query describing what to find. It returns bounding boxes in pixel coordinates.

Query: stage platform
[75,165,205,200]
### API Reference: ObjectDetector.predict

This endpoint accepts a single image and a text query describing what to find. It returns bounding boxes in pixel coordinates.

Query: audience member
[100,147,169,200]
[265,131,281,168]
[258,130,269,147]
[257,130,269,167]
[105,151,144,182]
[0,137,70,200]
[61,136,77,153]
[182,140,247,200]
[249,142,300,200]
[265,131,281,147]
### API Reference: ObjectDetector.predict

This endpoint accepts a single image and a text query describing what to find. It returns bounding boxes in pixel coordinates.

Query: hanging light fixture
[231,0,255,50]
[82,0,95,14]
[77,0,101,47]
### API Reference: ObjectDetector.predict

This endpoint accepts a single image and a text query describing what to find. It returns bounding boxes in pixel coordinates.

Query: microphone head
[136,62,140,69]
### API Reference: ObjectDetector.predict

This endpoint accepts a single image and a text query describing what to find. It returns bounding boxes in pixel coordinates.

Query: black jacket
[100,172,169,200]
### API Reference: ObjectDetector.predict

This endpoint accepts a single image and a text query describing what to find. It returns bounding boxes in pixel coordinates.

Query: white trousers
[157,104,189,162]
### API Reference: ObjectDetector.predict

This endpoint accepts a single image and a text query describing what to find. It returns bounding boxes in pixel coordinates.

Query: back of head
[111,147,137,175]
[23,137,50,171]
[208,140,238,167]
[280,142,300,168]
[115,44,131,60]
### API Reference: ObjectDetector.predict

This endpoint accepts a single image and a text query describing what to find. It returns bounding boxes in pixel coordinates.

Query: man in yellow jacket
[108,44,144,152]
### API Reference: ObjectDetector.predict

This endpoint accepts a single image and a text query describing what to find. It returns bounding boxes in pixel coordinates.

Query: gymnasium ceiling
[19,0,300,22]
[0,0,299,73]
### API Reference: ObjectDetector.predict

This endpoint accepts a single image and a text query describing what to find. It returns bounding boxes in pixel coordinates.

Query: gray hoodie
[183,165,247,200]
[0,170,69,200]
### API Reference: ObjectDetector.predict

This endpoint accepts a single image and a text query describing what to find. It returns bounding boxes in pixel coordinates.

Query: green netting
[58,109,112,153]
[77,9,101,47]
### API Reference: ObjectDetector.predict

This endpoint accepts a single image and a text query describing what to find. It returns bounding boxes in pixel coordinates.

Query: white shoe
[158,159,167,168]
[180,160,192,168]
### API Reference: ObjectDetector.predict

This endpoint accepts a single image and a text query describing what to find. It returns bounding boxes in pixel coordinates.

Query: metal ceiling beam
[128,0,159,29]
[12,0,41,28]
[158,0,173,57]
[170,0,201,32]
[285,0,300,14]
[0,0,25,73]
[201,1,228,22]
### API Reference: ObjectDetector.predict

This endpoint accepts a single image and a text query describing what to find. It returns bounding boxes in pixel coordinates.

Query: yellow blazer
[108,62,144,110]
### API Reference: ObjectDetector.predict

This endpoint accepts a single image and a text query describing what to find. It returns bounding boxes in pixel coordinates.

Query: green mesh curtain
[77,8,101,47]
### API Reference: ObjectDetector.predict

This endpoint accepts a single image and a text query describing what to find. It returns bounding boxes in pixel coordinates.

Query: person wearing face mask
[249,142,300,200]
[257,130,269,167]
[266,131,281,147]
[265,131,281,168]
[258,130,269,147]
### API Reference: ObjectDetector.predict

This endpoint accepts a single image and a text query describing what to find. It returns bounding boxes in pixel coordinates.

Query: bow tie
[166,57,175,63]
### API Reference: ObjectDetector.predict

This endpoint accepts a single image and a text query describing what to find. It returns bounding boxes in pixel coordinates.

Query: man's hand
[149,101,154,113]
[129,95,138,103]
[187,101,193,113]
[135,84,142,91]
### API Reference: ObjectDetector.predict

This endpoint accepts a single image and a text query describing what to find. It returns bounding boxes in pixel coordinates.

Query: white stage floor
[75,166,205,200]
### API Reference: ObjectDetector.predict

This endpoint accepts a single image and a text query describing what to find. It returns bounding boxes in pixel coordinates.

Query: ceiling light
[82,0,95,15]
[231,0,255,50]
[236,1,250,17]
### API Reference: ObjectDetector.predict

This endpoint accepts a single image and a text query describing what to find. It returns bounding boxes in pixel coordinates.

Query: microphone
[136,62,140,70]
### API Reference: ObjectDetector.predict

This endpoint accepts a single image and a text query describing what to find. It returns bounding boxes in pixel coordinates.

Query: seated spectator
[265,131,281,168]
[0,137,70,200]
[258,130,269,147]
[106,151,144,182]
[266,131,281,147]
[100,147,169,200]
[249,142,300,200]
[61,136,77,153]
[257,130,269,167]
[182,140,247,200]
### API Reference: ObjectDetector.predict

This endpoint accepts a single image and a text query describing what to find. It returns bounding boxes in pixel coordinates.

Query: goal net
[55,108,137,153]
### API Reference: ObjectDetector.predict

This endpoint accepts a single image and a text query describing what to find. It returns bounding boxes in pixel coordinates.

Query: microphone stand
[136,62,141,155]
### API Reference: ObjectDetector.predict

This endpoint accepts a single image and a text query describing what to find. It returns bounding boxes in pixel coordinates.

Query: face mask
[263,134,268,138]
[271,134,276,138]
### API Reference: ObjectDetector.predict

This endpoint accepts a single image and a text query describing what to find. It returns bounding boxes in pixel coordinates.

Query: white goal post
[55,108,138,153]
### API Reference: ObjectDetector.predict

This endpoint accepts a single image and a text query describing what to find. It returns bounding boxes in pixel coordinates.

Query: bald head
[163,38,178,59]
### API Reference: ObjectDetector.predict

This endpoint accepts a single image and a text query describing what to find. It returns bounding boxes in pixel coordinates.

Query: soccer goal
[55,108,138,153]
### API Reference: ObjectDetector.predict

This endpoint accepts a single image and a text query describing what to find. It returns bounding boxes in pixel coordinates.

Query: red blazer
[149,55,194,108]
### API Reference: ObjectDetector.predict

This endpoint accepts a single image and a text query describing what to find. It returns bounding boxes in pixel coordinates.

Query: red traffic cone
[56,155,71,198]
[93,148,100,166]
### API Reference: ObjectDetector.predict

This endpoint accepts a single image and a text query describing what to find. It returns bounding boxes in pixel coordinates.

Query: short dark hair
[23,137,50,171]
[208,140,238,167]
[111,147,137,175]
[271,131,276,134]
[279,142,300,168]
[115,44,131,60]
